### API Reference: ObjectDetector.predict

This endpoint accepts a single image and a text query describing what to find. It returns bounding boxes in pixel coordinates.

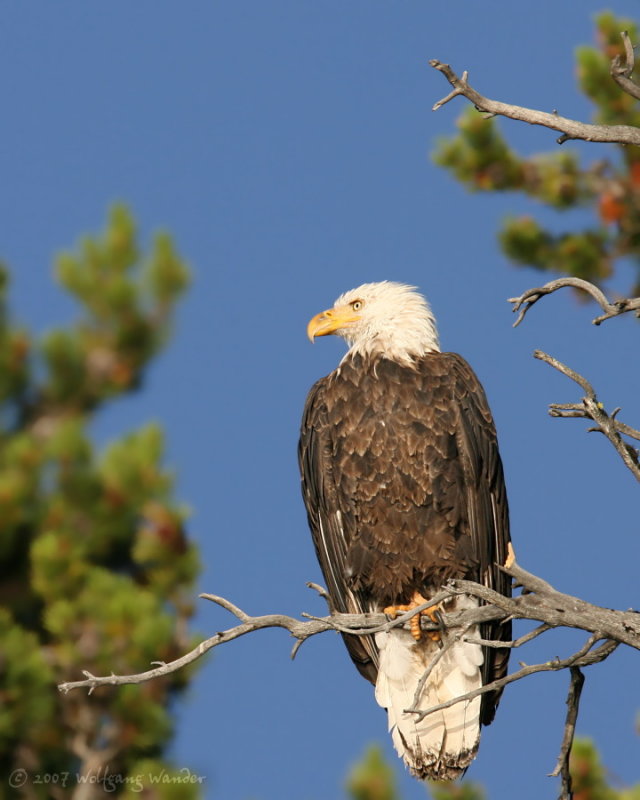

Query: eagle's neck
[341,318,441,368]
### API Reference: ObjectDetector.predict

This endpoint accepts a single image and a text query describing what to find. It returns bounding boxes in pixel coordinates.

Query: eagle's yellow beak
[307,306,361,342]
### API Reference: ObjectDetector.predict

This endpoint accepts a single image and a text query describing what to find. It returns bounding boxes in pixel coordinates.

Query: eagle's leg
[383,591,443,642]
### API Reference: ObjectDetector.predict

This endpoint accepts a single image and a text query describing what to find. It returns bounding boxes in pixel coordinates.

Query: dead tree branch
[57,587,456,694]
[56,557,639,799]
[58,558,640,697]
[506,275,640,482]
[610,31,640,102]
[550,667,585,800]
[533,350,640,482]
[406,633,616,723]
[429,31,640,146]
[508,277,640,327]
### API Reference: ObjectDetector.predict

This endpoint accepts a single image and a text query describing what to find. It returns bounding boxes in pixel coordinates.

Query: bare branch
[58,557,640,699]
[534,350,640,482]
[410,622,476,712]
[614,419,640,443]
[508,277,640,327]
[55,557,638,796]
[58,588,456,694]
[505,276,640,480]
[429,60,640,146]
[430,31,640,146]
[550,667,585,800]
[533,350,594,394]
[610,31,640,101]
[551,403,640,453]
[452,558,640,649]
[306,581,332,606]
[464,622,552,649]
[406,634,616,722]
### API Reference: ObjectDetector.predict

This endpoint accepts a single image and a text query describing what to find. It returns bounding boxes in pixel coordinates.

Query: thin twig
[534,350,640,482]
[506,275,640,480]
[406,636,616,722]
[465,622,552,649]
[615,420,640,442]
[549,405,640,444]
[610,31,640,101]
[508,277,640,327]
[409,623,476,712]
[550,667,585,800]
[533,350,593,394]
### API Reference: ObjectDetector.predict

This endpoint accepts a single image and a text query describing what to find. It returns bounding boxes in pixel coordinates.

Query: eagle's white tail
[374,595,484,781]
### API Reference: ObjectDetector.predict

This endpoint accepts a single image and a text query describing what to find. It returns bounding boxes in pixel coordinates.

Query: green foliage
[499,217,610,280]
[345,739,640,800]
[569,739,640,800]
[49,204,189,406]
[576,12,640,127]
[0,609,56,752]
[344,747,486,800]
[0,207,201,796]
[429,780,485,800]
[346,746,399,800]
[432,12,640,294]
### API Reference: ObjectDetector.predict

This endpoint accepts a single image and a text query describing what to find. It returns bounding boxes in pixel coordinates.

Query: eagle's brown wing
[448,353,511,723]
[299,375,379,683]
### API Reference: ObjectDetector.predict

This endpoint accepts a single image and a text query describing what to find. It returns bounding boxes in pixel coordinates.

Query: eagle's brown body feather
[299,351,511,773]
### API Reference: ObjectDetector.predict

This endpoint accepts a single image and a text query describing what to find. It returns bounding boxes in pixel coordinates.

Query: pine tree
[0,207,202,799]
[346,740,640,800]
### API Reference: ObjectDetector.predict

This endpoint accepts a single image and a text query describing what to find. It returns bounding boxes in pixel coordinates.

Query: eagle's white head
[307,281,440,365]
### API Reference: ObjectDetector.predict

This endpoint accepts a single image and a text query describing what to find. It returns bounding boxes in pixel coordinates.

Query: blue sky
[2,3,639,799]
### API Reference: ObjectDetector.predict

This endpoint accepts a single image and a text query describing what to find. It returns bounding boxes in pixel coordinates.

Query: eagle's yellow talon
[383,603,410,618]
[384,593,443,642]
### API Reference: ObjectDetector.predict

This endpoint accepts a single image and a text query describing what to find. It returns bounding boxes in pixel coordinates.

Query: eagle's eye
[351,300,363,312]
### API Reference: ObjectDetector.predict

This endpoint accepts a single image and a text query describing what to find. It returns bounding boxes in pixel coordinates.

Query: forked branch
[506,276,640,482]
[534,350,640,482]
[610,31,640,101]
[405,634,616,724]
[509,277,640,327]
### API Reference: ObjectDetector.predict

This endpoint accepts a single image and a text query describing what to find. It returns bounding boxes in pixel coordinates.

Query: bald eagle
[298,282,511,781]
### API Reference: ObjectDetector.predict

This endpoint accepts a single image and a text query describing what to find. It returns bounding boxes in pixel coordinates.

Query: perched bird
[298,281,511,781]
